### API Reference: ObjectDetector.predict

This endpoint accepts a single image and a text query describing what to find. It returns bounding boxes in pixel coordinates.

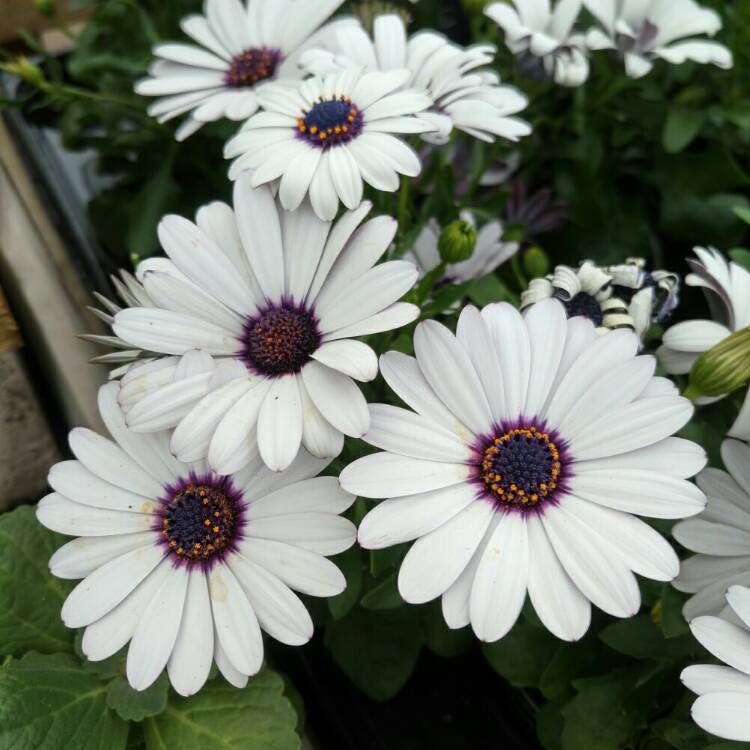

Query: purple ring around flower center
[239,300,321,377]
[558,291,604,327]
[154,472,247,570]
[297,96,364,149]
[225,46,282,88]
[469,420,572,515]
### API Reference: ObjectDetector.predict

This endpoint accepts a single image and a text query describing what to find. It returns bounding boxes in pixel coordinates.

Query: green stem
[397,174,411,235]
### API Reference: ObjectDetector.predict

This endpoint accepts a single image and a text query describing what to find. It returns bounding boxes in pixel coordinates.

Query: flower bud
[438,220,477,264]
[1,57,46,88]
[523,246,550,279]
[34,0,56,17]
[686,326,750,400]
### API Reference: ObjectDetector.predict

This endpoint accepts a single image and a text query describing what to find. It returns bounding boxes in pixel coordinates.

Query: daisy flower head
[37,383,356,695]
[485,0,591,87]
[584,0,733,79]
[673,438,750,621]
[224,67,436,220]
[659,247,750,440]
[109,176,420,473]
[299,13,532,146]
[682,586,750,742]
[403,212,519,285]
[134,0,352,140]
[522,258,679,337]
[341,298,706,643]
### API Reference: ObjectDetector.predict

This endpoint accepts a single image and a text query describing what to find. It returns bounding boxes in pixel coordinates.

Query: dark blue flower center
[480,427,562,509]
[160,480,238,563]
[242,304,321,376]
[561,291,604,326]
[297,97,364,149]
[225,47,282,88]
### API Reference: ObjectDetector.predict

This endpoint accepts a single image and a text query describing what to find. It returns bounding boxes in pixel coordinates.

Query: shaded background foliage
[3,0,750,748]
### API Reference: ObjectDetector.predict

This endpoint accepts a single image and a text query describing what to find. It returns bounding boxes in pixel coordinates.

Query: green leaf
[561,666,662,750]
[706,744,750,750]
[662,108,707,154]
[0,652,128,750]
[327,547,363,620]
[418,601,472,659]
[360,574,402,610]
[481,620,559,687]
[599,615,700,660]
[143,670,299,750]
[733,207,750,225]
[325,606,423,701]
[659,585,690,639]
[730,248,750,271]
[536,701,565,750]
[651,718,710,750]
[466,273,518,306]
[107,674,169,722]
[125,151,179,258]
[0,506,75,657]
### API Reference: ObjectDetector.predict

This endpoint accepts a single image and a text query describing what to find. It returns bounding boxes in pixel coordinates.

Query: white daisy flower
[109,176,420,473]
[37,382,356,695]
[584,0,733,79]
[298,14,532,146]
[340,299,706,643]
[224,67,436,220]
[659,247,750,441]
[134,0,352,141]
[403,213,519,285]
[485,0,591,87]
[673,438,750,621]
[522,259,680,337]
[683,586,750,742]
[522,261,633,335]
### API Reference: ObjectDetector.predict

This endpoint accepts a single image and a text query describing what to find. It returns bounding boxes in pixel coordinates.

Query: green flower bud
[34,0,56,17]
[685,326,750,400]
[438,220,477,264]
[523,246,550,279]
[1,57,46,88]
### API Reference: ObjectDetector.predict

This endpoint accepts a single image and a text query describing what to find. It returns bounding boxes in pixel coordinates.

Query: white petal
[127,565,189,691]
[398,501,495,604]
[257,376,303,472]
[358,483,479,550]
[470,511,529,642]
[414,320,492,436]
[37,494,153,538]
[691,692,750,742]
[245,476,354,519]
[301,361,369,438]
[68,427,164,498]
[245,513,356,555]
[229,555,313,646]
[364,403,471,463]
[526,514,591,641]
[542,504,641,618]
[340,453,471,498]
[568,396,694,461]
[312,340,378,382]
[167,569,214,697]
[570,470,706,519]
[209,562,264,676]
[49,532,156,580]
[61,544,164,628]
[239,538,345,596]
[690,615,750,676]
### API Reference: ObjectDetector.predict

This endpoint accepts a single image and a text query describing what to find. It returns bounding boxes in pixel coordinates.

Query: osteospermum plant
[2,0,750,748]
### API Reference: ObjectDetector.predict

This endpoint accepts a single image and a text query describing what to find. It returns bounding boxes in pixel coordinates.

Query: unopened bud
[523,246,550,279]
[439,220,477,264]
[686,327,750,400]
[34,0,56,17]
[1,57,46,88]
